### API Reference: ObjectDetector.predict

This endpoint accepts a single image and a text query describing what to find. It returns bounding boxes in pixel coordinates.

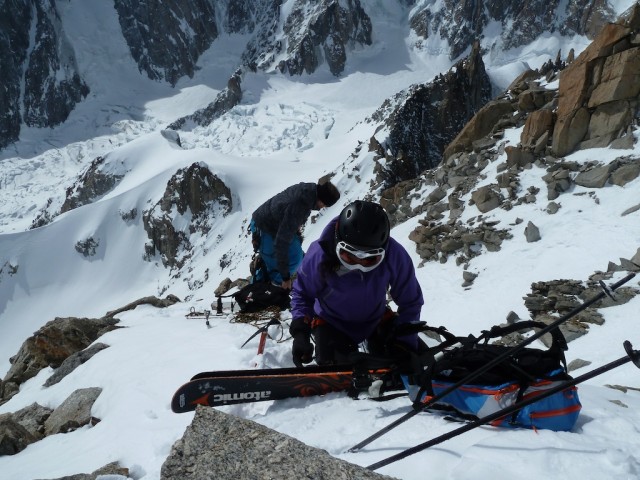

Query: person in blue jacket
[289,200,424,366]
[251,180,340,290]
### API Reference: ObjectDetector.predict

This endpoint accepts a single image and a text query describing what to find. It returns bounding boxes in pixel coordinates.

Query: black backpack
[400,321,580,431]
[221,281,291,313]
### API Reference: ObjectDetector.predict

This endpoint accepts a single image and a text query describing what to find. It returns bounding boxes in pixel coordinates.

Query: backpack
[402,321,581,432]
[223,281,291,313]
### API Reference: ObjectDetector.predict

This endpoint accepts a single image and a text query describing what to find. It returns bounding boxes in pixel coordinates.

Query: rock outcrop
[161,406,396,480]
[31,156,125,229]
[44,387,102,435]
[0,295,181,460]
[143,163,232,269]
[168,70,243,130]
[371,41,492,189]
[552,5,640,156]
[0,317,119,405]
[0,295,179,405]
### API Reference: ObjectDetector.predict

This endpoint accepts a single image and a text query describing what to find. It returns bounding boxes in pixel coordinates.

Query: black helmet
[336,201,390,250]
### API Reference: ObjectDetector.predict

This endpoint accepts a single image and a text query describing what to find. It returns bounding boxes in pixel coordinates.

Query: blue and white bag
[403,321,582,432]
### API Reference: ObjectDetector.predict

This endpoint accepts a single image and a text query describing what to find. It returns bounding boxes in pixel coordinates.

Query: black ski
[171,364,402,413]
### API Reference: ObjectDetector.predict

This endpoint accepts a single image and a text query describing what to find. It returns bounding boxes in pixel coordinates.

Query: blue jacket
[291,218,424,345]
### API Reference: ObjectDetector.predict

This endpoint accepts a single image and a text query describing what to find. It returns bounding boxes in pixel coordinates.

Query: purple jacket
[291,218,424,345]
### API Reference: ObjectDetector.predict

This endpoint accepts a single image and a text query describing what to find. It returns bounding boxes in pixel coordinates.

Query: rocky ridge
[409,0,617,60]
[0,295,179,464]
[378,5,640,273]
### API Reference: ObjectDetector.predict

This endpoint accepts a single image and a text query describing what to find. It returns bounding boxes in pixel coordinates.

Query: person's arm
[290,248,320,320]
[387,241,424,349]
[289,247,323,366]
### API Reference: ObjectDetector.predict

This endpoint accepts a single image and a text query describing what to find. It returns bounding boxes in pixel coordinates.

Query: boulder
[524,221,541,242]
[12,403,53,440]
[520,109,555,147]
[44,387,102,435]
[44,343,110,387]
[470,185,502,213]
[161,406,396,480]
[0,317,119,405]
[610,162,640,186]
[574,163,615,188]
[444,99,514,161]
[0,414,37,456]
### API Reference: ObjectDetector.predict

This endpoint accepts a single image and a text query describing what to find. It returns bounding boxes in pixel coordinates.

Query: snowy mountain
[1,1,640,479]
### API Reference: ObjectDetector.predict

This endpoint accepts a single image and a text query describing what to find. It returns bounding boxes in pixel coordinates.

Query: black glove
[290,317,313,367]
[292,333,313,367]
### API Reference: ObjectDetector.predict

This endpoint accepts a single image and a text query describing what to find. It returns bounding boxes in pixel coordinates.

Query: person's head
[334,200,390,272]
[316,181,340,209]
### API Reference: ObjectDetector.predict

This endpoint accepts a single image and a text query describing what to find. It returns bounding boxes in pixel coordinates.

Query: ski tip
[170,385,208,413]
[170,391,193,413]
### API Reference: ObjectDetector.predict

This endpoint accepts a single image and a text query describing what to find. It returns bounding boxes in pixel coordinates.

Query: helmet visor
[335,241,385,272]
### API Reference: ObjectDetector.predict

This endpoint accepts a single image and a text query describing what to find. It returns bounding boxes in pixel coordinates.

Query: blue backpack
[402,321,581,432]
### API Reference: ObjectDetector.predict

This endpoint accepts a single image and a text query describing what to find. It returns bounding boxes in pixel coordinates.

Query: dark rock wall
[376,42,492,187]
[0,0,31,149]
[280,0,372,76]
[113,0,219,86]
[410,0,618,60]
[0,0,88,149]
[23,1,89,127]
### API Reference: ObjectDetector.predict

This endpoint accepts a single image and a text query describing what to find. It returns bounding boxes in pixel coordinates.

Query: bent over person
[289,200,424,366]
[251,180,340,290]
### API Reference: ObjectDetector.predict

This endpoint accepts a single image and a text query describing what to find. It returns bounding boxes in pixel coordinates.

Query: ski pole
[349,271,636,452]
[367,339,640,470]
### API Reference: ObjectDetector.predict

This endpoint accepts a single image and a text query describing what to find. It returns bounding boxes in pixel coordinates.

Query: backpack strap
[476,320,569,372]
[390,321,459,344]
[476,320,568,352]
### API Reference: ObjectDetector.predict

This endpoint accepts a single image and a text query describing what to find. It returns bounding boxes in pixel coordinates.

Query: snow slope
[1,2,639,479]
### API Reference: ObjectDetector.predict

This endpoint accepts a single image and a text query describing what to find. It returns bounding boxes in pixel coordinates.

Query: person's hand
[281,278,293,290]
[292,333,313,367]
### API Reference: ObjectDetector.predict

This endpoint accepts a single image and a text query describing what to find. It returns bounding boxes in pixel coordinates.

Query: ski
[171,364,402,413]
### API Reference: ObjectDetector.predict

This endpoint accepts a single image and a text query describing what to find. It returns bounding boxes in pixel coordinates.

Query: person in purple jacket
[289,200,424,366]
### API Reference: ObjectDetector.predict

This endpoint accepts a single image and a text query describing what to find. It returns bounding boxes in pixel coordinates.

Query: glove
[290,317,313,367]
[292,333,313,367]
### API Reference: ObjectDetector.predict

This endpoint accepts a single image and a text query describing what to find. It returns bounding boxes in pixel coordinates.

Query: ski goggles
[335,241,385,272]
